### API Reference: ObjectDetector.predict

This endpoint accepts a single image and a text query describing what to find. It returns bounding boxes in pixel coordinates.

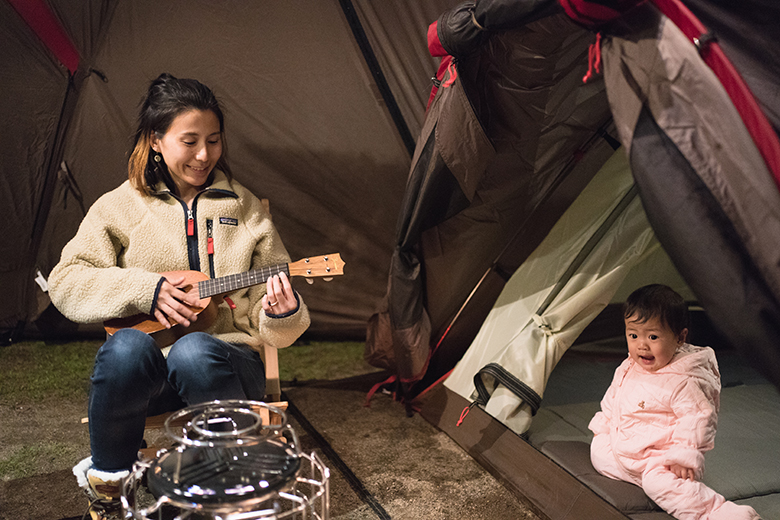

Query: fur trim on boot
[72,456,129,520]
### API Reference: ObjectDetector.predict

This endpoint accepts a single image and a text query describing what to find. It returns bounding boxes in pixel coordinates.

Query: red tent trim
[7,0,79,74]
[652,0,780,190]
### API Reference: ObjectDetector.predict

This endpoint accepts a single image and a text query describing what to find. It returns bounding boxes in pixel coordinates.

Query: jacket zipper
[206,219,215,278]
[184,205,200,272]
[164,186,236,272]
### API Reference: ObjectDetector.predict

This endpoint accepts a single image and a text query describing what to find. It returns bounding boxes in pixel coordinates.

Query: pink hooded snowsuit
[589,344,760,520]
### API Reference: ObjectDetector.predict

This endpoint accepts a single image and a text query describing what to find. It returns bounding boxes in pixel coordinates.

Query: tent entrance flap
[446,149,685,435]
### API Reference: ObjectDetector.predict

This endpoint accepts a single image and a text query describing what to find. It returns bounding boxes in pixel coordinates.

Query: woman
[48,73,310,516]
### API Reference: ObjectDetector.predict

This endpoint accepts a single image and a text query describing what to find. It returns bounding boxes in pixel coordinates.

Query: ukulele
[103,253,344,348]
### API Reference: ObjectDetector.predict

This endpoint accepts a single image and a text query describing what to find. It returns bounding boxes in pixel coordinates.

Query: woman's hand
[153,274,201,328]
[262,272,296,315]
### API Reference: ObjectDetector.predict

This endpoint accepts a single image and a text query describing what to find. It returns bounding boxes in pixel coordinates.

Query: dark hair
[623,284,689,336]
[128,73,232,194]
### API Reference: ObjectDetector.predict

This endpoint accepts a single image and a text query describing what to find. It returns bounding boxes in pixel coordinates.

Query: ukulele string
[197,263,288,298]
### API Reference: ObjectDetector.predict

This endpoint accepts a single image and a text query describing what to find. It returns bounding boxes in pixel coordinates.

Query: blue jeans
[88,328,266,471]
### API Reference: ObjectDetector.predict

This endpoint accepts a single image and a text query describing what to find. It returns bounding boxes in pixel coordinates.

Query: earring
[154,153,162,163]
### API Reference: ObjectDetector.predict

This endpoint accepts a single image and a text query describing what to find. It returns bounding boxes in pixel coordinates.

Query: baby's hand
[668,463,696,481]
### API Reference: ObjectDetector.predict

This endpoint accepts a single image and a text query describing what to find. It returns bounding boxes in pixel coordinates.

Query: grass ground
[0,339,379,481]
[0,339,541,520]
[0,339,376,399]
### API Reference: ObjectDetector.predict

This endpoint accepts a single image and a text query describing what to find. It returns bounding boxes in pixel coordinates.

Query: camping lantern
[122,400,330,519]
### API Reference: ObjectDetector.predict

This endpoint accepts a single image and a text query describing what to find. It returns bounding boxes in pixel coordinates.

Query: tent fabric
[651,0,780,185]
[446,151,682,435]
[366,6,616,390]
[351,0,464,143]
[6,0,79,73]
[601,6,780,388]
[0,0,71,337]
[680,0,780,136]
[365,64,494,381]
[558,0,648,28]
[1,0,464,341]
[629,109,780,391]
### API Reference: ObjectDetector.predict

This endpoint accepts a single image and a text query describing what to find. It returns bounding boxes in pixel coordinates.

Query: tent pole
[535,184,639,315]
[338,0,416,156]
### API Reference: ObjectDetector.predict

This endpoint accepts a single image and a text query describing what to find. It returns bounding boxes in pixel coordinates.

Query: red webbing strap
[7,0,79,74]
[364,374,397,407]
[426,21,453,112]
[651,0,780,189]
[456,401,478,427]
[582,32,603,83]
[427,20,447,57]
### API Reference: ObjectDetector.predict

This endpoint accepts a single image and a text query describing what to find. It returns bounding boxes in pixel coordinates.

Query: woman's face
[152,109,222,199]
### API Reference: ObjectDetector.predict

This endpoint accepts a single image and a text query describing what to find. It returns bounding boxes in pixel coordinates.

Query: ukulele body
[104,270,216,348]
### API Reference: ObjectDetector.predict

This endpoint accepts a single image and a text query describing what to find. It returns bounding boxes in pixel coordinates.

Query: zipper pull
[207,219,214,255]
[456,401,479,427]
[187,209,194,236]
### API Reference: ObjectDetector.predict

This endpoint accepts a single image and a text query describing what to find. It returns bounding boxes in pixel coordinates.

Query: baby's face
[625,314,686,372]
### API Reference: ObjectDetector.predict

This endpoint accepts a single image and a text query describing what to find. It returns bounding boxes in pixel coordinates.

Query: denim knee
[93,328,164,387]
[165,332,247,403]
[166,332,225,371]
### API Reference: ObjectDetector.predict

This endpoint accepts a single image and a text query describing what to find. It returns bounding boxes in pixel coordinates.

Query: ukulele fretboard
[198,263,290,298]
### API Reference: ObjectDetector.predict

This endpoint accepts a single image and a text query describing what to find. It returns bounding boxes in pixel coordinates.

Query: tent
[364,0,780,517]
[0,0,465,343]
[366,0,780,401]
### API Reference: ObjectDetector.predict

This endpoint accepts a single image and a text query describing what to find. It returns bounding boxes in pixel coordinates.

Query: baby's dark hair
[623,284,689,336]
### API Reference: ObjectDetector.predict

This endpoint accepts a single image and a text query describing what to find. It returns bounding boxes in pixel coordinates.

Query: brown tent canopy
[0,0,462,342]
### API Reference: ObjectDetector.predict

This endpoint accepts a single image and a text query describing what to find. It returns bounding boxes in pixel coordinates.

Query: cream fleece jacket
[589,344,721,480]
[49,171,309,351]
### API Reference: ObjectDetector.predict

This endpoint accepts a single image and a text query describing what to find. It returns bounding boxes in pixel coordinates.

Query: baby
[589,284,760,520]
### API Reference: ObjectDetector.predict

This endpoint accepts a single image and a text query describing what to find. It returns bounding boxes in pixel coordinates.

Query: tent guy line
[285,396,392,520]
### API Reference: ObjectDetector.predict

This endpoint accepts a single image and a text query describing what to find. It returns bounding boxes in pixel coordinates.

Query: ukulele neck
[197,263,290,298]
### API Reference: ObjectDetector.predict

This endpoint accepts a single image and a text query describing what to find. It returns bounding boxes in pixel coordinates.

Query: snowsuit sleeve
[662,377,718,479]
[589,360,627,437]
[589,388,614,436]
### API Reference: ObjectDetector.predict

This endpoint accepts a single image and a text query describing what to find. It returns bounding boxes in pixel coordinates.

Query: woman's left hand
[262,271,297,315]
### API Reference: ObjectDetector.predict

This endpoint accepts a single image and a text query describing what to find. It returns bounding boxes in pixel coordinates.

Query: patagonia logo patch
[219,217,238,226]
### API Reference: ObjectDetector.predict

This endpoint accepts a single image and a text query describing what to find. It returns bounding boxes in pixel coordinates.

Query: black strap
[284,395,391,520]
[474,362,542,416]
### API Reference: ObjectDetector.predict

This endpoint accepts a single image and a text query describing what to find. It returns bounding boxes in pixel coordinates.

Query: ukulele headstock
[288,253,345,281]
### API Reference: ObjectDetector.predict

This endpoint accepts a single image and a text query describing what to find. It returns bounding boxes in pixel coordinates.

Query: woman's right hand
[153,275,201,329]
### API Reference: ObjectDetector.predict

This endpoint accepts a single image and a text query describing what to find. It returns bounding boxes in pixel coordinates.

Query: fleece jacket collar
[149,169,239,200]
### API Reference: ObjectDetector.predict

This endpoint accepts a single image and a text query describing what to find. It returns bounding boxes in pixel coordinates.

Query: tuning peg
[306,278,314,285]
[323,277,333,282]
